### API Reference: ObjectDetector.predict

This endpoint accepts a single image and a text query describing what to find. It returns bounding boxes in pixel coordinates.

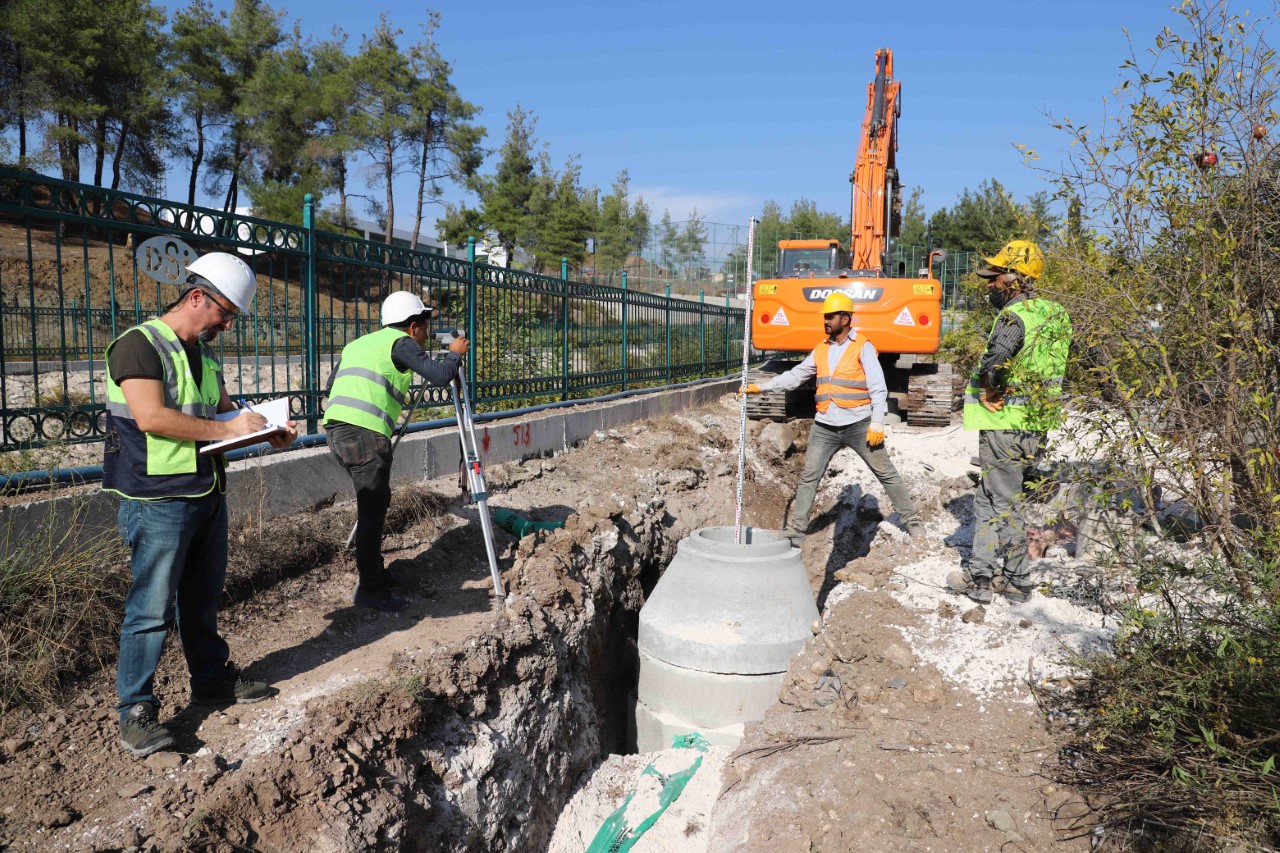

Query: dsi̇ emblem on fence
[136,236,198,286]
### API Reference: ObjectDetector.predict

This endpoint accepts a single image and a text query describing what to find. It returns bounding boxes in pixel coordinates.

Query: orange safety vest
[814,335,871,413]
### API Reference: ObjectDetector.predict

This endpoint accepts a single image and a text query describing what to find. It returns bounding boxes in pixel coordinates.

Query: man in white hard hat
[103,251,298,758]
[323,290,470,612]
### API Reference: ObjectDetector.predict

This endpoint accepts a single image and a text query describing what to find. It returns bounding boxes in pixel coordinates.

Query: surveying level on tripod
[435,328,466,348]
[449,359,507,605]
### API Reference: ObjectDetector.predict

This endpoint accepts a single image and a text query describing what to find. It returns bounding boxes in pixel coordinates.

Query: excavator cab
[777,239,850,278]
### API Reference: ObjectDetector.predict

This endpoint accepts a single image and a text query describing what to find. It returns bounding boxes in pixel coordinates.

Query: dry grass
[0,479,451,713]
[0,497,128,712]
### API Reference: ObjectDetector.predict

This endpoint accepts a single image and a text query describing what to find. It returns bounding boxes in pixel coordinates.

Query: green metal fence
[0,167,747,453]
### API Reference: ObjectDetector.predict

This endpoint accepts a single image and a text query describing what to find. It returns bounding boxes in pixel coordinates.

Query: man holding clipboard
[102,252,298,758]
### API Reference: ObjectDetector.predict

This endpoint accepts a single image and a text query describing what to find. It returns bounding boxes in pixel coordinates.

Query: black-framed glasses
[202,290,238,323]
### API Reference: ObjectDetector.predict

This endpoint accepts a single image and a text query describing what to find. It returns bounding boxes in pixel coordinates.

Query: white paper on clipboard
[200,397,290,455]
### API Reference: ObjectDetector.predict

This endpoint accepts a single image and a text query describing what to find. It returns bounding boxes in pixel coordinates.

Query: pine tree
[481,105,540,262]
[658,209,678,275]
[675,208,707,279]
[595,170,633,277]
[170,0,232,205]
[5,0,103,180]
[534,156,593,272]
[345,15,416,243]
[211,0,284,213]
[404,13,483,251]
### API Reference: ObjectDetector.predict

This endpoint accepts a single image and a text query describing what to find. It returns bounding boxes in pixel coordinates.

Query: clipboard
[200,397,290,455]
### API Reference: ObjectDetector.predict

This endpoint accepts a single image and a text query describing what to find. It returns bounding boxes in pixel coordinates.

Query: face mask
[987,288,1011,310]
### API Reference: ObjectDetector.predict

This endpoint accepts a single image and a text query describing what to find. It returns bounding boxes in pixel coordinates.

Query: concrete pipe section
[635,526,819,752]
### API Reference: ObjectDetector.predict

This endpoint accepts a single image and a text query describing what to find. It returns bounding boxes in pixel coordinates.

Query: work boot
[966,579,994,604]
[1002,579,1037,604]
[780,527,806,547]
[354,586,411,613]
[190,662,273,705]
[947,569,993,604]
[119,702,175,758]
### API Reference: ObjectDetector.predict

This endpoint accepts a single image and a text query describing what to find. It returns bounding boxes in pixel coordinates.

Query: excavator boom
[849,48,901,274]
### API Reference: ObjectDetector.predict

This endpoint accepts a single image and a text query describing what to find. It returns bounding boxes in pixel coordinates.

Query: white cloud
[629,186,757,225]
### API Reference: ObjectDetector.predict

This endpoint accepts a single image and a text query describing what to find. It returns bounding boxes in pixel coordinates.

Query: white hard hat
[381,291,434,326]
[186,252,258,312]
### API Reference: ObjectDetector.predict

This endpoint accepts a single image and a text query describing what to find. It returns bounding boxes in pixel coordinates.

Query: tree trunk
[224,147,247,217]
[16,50,27,165]
[57,114,79,182]
[411,137,427,251]
[188,110,205,207]
[336,157,348,228]
[93,115,108,188]
[383,132,395,246]
[111,120,130,191]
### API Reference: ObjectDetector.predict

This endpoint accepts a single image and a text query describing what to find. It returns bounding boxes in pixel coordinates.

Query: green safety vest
[322,327,413,437]
[102,319,225,499]
[963,298,1072,432]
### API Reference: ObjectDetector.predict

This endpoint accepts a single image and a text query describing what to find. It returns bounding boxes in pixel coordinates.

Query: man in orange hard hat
[745,291,922,545]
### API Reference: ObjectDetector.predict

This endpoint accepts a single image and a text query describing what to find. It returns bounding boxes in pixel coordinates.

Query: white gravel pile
[827,420,1118,700]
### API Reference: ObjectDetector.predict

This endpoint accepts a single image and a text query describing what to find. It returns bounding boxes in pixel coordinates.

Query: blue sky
[159,0,1183,233]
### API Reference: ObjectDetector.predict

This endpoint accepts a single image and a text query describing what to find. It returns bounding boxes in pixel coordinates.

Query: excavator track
[905,363,964,426]
[744,361,815,422]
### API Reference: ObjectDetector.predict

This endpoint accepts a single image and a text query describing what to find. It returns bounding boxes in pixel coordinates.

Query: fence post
[303,194,319,435]
[621,272,629,392]
[466,237,477,389]
[699,288,705,377]
[724,291,731,370]
[71,298,79,359]
[664,283,672,383]
[561,257,570,401]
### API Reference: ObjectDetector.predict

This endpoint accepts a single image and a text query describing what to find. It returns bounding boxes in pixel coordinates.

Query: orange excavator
[747,49,957,424]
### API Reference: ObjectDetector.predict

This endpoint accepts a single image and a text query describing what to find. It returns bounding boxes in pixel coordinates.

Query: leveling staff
[323,291,469,612]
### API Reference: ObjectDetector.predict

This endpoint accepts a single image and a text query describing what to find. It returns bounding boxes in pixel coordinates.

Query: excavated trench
[188,481,765,852]
[0,406,826,852]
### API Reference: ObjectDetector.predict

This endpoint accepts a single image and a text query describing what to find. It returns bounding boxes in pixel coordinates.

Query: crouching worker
[744,292,922,545]
[323,291,469,612]
[104,252,299,758]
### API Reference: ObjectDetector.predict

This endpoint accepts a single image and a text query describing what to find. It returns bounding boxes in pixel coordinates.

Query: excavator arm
[849,48,901,275]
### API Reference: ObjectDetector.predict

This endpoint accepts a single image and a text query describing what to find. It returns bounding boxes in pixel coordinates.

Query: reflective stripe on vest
[814,335,871,412]
[102,319,225,500]
[963,298,1072,432]
[322,327,413,437]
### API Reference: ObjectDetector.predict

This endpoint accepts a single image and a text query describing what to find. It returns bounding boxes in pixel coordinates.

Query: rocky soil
[0,394,1111,851]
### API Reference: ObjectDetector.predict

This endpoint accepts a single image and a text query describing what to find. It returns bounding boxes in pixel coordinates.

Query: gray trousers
[970,429,1044,584]
[788,420,917,533]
